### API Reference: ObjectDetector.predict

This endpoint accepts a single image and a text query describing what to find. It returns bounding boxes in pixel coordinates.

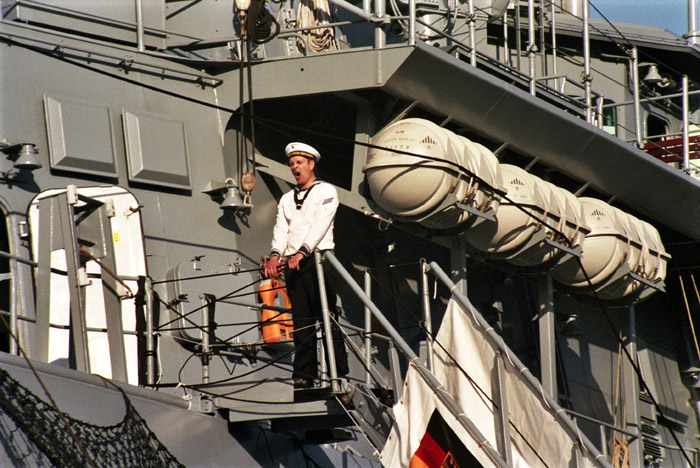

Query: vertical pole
[682,75,690,173]
[630,47,643,148]
[468,0,476,66]
[596,96,604,129]
[9,257,17,355]
[408,0,416,46]
[550,0,558,90]
[515,0,521,71]
[528,0,536,95]
[135,0,145,51]
[451,237,467,296]
[364,270,373,386]
[502,15,510,66]
[623,305,644,468]
[420,260,434,371]
[352,107,375,191]
[315,251,340,393]
[538,0,545,76]
[201,295,211,386]
[145,276,156,387]
[689,0,699,46]
[599,425,608,458]
[538,272,557,398]
[583,0,592,123]
[374,0,386,49]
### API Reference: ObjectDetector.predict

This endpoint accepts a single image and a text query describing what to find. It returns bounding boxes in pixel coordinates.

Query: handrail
[6,0,202,41]
[0,249,37,267]
[0,27,222,87]
[427,261,614,468]
[323,251,511,468]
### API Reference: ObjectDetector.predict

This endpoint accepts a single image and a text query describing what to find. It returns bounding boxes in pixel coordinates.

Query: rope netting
[0,366,184,468]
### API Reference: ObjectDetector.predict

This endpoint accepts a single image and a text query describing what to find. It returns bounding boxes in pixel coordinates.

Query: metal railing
[315,251,619,467]
[320,251,511,467]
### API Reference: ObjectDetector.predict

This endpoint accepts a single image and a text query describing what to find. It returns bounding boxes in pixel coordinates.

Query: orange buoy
[259,278,294,343]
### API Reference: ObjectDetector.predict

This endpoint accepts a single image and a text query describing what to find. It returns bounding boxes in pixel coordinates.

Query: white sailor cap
[285,142,321,162]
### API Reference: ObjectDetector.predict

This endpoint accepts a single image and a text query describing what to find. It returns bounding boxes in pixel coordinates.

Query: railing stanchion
[682,75,690,173]
[408,0,416,46]
[315,251,341,393]
[364,269,373,385]
[420,259,434,371]
[145,276,156,387]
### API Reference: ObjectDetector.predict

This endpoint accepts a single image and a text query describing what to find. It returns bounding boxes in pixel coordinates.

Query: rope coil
[296,0,336,53]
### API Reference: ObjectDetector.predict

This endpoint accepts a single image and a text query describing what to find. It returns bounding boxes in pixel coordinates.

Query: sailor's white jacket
[270,180,338,258]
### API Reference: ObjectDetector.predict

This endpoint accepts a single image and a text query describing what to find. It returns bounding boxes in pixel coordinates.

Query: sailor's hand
[264,256,282,279]
[287,252,304,271]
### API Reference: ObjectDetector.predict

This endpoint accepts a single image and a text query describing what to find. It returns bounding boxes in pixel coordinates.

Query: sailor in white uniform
[264,142,349,389]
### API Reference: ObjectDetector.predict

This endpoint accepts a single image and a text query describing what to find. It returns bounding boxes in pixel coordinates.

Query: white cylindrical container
[464,164,547,255]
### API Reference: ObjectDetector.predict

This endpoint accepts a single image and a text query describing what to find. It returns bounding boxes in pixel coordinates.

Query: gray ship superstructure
[0,0,700,466]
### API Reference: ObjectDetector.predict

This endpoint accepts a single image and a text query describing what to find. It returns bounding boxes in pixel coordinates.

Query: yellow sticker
[113,233,120,243]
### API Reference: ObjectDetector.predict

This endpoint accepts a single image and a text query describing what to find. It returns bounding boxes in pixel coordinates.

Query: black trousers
[285,254,349,381]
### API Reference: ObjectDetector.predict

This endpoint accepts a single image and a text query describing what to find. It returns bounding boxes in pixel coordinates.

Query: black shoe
[293,378,314,389]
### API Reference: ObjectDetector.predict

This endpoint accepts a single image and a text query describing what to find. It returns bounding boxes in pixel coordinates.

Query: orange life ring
[259,278,294,343]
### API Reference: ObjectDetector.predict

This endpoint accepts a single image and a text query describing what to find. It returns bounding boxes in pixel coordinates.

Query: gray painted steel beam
[623,305,644,468]
[94,205,128,383]
[538,273,557,398]
[58,193,89,373]
[34,197,55,363]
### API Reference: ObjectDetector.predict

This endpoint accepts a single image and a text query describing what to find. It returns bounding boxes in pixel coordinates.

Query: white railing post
[135,0,145,51]
[683,75,690,173]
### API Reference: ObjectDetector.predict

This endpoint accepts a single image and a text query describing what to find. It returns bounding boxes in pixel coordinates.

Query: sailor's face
[288,156,316,188]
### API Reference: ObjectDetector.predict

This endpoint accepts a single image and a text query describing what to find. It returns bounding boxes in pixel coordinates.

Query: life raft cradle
[258,278,294,343]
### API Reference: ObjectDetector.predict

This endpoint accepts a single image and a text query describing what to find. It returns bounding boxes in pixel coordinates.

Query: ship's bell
[13,144,42,170]
[220,185,246,210]
[643,65,663,84]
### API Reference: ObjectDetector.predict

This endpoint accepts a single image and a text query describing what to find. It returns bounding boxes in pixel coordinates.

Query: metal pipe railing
[689,0,699,46]
[682,74,690,172]
[0,249,38,267]
[527,0,535,95]
[135,0,145,51]
[323,252,510,468]
[630,47,644,148]
[364,270,373,385]
[314,251,341,394]
[427,261,614,468]
[468,0,476,66]
[374,0,386,49]
[583,0,593,123]
[145,276,156,387]
[408,0,416,46]
[420,259,434,371]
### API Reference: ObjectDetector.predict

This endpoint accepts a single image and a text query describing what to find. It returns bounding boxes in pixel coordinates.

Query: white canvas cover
[381,299,600,468]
